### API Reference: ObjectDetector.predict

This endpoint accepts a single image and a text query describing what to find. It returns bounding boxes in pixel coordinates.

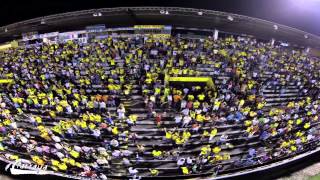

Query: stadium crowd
[0,33,319,179]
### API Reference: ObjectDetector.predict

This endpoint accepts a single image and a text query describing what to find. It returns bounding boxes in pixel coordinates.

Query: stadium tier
[0,7,319,180]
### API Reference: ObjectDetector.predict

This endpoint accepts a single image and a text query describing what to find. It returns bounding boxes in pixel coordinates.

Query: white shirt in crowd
[180,100,187,109]
[128,167,138,175]
[93,129,101,137]
[175,115,182,124]
[177,158,186,166]
[181,108,190,116]
[117,108,126,119]
[183,116,192,126]
[111,139,119,147]
[122,150,133,157]
[100,102,106,109]
[112,150,121,157]
[52,135,61,143]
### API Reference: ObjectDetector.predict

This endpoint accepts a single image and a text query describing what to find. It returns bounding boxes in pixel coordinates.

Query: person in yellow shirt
[152,150,162,158]
[175,137,184,145]
[88,123,96,130]
[304,122,310,129]
[182,131,191,140]
[150,168,159,176]
[296,118,302,125]
[164,129,172,140]
[200,145,211,156]
[58,162,68,171]
[290,145,297,152]
[70,150,80,159]
[51,159,59,167]
[112,127,119,135]
[72,100,79,108]
[244,120,252,127]
[89,113,95,122]
[52,125,63,135]
[209,128,218,141]
[215,154,223,162]
[87,101,94,109]
[187,94,195,101]
[80,113,89,121]
[35,116,42,124]
[257,101,265,110]
[181,166,189,175]
[212,146,221,154]
[198,93,205,101]
[223,153,231,160]
[56,105,63,113]
[193,100,200,109]
[196,114,204,123]
[213,100,221,111]
[190,111,196,119]
[80,121,87,129]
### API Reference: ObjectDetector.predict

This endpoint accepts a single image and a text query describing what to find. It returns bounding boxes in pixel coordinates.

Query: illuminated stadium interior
[0,7,319,180]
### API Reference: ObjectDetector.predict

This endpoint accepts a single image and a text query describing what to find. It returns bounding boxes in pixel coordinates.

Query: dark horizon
[1,0,320,36]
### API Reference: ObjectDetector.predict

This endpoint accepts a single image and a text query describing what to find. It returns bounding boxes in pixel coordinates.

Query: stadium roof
[0,7,320,48]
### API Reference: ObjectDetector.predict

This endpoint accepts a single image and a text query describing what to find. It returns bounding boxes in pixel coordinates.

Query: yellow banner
[0,79,14,84]
[134,25,165,29]
[0,40,18,51]
[168,77,215,90]
[151,34,171,38]
[0,44,11,51]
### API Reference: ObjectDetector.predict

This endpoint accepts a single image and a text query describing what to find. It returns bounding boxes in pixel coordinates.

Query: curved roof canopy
[0,7,319,48]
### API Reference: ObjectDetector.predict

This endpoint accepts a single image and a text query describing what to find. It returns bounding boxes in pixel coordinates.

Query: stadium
[0,5,320,180]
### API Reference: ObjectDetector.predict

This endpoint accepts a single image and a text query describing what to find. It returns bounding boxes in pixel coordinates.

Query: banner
[0,41,18,51]
[86,24,106,33]
[39,32,59,39]
[0,44,12,51]
[22,32,39,41]
[167,76,215,90]
[134,25,165,29]
[0,79,14,84]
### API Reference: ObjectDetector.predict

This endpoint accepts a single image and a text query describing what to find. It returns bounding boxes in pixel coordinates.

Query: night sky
[1,0,320,35]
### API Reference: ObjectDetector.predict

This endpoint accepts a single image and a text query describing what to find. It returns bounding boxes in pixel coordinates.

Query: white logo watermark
[5,159,49,175]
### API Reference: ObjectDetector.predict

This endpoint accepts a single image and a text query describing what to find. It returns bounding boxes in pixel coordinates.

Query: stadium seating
[0,34,319,179]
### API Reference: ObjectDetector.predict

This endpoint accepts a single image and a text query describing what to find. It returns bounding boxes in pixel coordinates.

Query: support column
[306,47,310,53]
[214,29,219,41]
[271,38,275,47]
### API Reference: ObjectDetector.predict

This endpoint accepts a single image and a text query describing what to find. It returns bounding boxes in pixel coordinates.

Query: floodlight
[227,16,234,21]
[160,10,169,15]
